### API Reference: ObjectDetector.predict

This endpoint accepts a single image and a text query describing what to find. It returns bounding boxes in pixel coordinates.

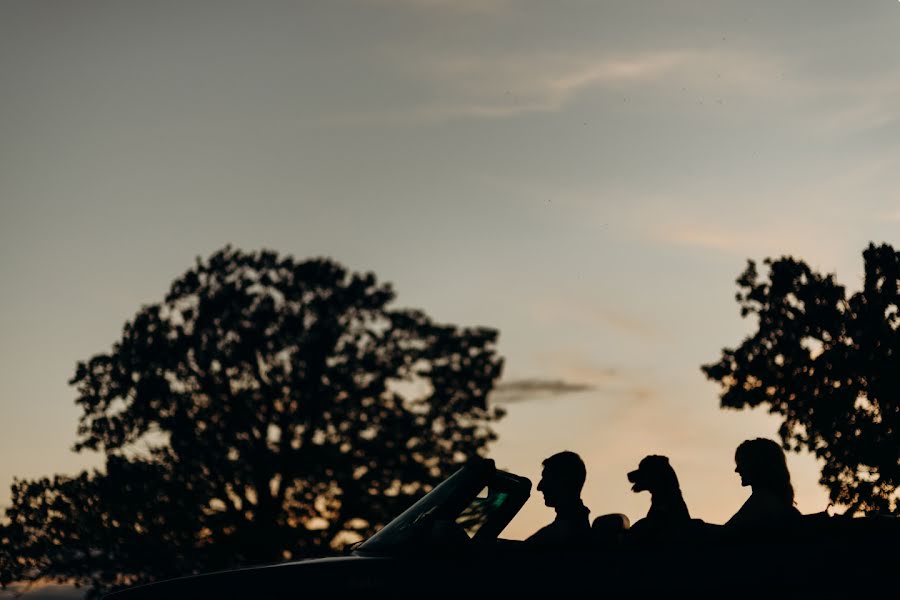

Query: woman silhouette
[726,438,800,530]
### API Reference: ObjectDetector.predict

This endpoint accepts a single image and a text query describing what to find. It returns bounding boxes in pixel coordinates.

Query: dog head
[627,455,680,494]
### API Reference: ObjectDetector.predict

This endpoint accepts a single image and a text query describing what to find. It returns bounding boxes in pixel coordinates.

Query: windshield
[456,486,508,538]
[357,458,530,554]
[454,473,525,540]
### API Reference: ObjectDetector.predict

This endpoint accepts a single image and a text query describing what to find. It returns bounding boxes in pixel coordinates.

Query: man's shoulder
[525,517,590,548]
[524,521,564,545]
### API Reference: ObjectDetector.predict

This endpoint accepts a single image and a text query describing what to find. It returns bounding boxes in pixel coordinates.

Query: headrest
[592,513,631,532]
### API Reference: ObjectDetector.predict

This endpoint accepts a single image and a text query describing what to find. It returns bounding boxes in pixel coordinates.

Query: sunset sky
[2,0,899,546]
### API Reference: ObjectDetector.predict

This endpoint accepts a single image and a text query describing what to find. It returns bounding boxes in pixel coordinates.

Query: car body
[109,458,898,597]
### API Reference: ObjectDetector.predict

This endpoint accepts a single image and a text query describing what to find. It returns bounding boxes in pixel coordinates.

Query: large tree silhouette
[0,247,504,596]
[703,243,899,514]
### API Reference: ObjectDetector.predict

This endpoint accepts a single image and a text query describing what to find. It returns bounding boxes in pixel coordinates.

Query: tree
[0,247,504,596]
[703,243,899,514]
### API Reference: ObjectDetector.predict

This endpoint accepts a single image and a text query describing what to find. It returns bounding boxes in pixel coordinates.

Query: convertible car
[109,458,897,597]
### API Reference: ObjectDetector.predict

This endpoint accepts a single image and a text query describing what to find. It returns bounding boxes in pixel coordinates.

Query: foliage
[703,243,899,514]
[0,247,504,595]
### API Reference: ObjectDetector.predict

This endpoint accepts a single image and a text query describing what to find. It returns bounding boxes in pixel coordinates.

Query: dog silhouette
[627,455,691,539]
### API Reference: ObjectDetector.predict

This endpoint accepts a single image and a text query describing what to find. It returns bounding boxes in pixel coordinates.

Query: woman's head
[734,438,795,505]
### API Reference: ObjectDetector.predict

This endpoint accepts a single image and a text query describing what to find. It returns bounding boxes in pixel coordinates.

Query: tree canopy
[703,243,899,514]
[0,247,504,595]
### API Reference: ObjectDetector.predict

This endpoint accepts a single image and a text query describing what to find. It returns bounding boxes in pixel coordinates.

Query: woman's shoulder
[726,490,798,529]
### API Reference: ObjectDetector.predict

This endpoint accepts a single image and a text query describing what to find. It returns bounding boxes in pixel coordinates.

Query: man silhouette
[524,451,591,550]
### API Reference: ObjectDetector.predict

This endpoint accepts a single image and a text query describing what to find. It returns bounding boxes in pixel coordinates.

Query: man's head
[536,451,586,508]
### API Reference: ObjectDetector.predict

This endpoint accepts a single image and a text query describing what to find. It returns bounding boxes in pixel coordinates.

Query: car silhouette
[108,458,898,597]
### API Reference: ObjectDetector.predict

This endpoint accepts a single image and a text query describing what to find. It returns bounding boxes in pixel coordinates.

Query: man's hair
[542,451,586,494]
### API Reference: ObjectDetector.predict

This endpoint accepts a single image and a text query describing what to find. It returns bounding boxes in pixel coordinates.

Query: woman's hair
[735,438,795,505]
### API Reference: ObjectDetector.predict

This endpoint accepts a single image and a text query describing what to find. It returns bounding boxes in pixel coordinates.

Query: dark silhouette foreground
[626,455,691,541]
[5,242,899,597]
[524,451,591,550]
[704,242,900,514]
[105,459,899,598]
[0,247,505,597]
[727,438,801,531]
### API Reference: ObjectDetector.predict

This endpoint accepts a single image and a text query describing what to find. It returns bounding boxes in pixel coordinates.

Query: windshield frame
[356,458,530,555]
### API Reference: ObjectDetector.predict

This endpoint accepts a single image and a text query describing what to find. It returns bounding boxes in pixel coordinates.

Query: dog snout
[627,469,639,483]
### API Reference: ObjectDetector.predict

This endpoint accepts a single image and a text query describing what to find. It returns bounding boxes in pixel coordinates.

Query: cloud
[310,22,900,144]
[491,364,654,407]
[529,298,662,341]
[364,0,514,13]
[323,41,859,127]
[305,49,705,127]
[530,352,657,405]
[649,214,861,278]
[631,143,900,273]
[413,51,694,120]
[492,378,595,403]
[656,222,802,256]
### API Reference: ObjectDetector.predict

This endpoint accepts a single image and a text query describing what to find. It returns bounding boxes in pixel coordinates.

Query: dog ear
[645,455,670,468]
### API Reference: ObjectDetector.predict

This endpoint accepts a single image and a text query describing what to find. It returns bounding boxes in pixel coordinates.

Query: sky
[1,0,899,550]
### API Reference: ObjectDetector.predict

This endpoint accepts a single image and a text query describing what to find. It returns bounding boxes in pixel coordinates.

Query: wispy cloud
[639,145,900,270]
[308,28,900,144]
[656,222,803,256]
[530,352,657,404]
[413,51,694,120]
[529,297,662,341]
[492,378,594,403]
[649,212,861,277]
[363,0,514,13]
[318,42,842,127]
[303,49,704,127]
